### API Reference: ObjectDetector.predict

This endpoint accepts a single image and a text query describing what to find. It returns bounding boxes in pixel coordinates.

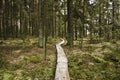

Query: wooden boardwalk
[55,39,70,80]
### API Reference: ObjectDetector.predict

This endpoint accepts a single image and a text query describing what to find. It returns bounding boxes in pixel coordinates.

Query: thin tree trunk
[67,0,73,47]
[75,20,77,40]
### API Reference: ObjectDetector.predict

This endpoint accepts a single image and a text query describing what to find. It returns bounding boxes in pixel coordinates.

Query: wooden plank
[55,39,70,80]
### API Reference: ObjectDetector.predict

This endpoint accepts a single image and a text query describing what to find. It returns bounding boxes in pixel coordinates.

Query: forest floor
[0,38,120,80]
[0,38,56,80]
[66,40,120,80]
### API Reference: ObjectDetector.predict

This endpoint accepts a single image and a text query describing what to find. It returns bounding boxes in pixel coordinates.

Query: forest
[0,0,120,80]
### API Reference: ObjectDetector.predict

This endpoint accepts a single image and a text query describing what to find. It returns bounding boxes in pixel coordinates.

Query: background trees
[0,0,119,46]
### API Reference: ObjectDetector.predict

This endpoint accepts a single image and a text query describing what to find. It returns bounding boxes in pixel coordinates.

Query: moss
[0,38,56,80]
[0,70,14,80]
[47,37,58,45]
[68,51,120,80]
[0,56,9,68]
[21,61,55,80]
[28,56,42,63]
[3,73,13,80]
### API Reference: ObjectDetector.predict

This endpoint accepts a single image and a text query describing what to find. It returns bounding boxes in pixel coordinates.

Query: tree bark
[67,0,73,47]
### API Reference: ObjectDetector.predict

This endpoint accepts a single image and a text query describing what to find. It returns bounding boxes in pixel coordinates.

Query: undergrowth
[68,42,120,80]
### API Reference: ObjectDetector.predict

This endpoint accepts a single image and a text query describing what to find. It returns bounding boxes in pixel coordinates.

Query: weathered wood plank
[55,39,70,80]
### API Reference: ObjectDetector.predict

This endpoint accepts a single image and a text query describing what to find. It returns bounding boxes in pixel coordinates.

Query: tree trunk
[38,0,43,48]
[67,0,73,47]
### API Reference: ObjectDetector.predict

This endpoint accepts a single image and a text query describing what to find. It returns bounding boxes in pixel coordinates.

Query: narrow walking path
[55,39,70,80]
